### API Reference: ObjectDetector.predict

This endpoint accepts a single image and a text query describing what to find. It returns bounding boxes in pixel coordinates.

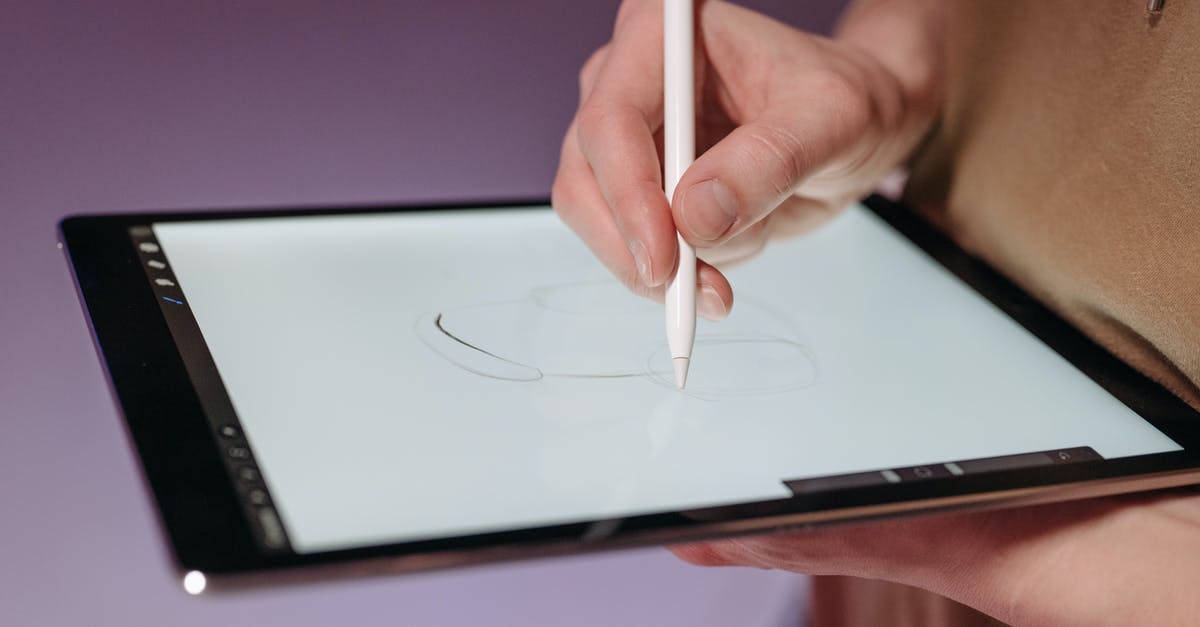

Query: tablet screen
[144,204,1180,554]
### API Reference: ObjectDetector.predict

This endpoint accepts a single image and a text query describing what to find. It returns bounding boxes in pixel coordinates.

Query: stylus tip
[673,357,690,389]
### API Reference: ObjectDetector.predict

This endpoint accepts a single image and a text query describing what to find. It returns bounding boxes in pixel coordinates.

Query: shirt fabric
[816,1,1198,624]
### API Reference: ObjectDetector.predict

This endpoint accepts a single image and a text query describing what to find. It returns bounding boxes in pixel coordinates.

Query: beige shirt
[819,2,1199,625]
[906,0,1200,409]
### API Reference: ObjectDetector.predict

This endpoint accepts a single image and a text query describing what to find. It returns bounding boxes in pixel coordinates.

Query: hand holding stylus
[550,2,1200,626]
[552,0,938,321]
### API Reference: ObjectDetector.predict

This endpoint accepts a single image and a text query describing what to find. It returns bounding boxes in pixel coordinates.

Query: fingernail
[698,284,728,321]
[682,179,738,242]
[629,239,652,285]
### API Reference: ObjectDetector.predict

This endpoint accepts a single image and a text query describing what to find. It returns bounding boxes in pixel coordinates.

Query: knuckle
[578,45,609,96]
[742,123,810,198]
[575,103,640,160]
[576,100,621,132]
[574,103,607,152]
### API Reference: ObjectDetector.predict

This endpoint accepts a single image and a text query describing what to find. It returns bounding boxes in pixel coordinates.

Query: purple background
[1,2,844,625]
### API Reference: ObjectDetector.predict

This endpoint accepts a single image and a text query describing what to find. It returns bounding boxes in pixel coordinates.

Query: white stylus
[663,0,696,389]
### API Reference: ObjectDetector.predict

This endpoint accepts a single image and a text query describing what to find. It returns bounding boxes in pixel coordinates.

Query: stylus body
[664,0,697,389]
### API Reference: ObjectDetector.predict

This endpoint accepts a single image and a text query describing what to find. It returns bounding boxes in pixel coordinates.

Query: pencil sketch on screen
[414,280,819,400]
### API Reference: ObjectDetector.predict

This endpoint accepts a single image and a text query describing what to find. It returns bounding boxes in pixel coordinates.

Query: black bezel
[60,195,1200,579]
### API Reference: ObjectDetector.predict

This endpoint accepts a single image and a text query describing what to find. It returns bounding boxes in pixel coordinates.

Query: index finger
[575,1,679,288]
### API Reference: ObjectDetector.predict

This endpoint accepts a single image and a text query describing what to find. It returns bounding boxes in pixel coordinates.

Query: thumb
[671,91,870,247]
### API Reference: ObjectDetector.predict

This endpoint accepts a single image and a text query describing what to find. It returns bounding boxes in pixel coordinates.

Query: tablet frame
[59,195,1200,588]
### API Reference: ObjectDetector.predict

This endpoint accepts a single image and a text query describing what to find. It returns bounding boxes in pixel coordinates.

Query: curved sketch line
[414,313,543,382]
[434,313,523,367]
[415,312,661,381]
[413,281,820,398]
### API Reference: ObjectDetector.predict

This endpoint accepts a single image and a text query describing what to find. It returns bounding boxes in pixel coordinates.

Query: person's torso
[905,0,1200,407]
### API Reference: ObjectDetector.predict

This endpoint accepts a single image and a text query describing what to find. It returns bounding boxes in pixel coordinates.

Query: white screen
[153,204,1180,553]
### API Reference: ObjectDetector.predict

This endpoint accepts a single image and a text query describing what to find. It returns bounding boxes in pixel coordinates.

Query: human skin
[551,0,942,319]
[551,1,1200,624]
[673,490,1200,626]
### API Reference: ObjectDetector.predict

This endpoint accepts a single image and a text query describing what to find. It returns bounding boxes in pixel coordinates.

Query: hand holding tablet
[672,488,1200,626]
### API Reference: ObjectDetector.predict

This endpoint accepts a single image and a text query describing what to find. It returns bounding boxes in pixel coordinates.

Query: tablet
[61,195,1200,590]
